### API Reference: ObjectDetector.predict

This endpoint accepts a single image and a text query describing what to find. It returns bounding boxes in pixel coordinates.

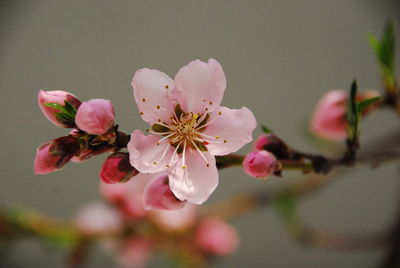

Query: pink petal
[169,149,218,204]
[173,59,226,114]
[117,237,152,268]
[127,130,176,173]
[143,174,186,210]
[132,68,175,124]
[202,106,257,156]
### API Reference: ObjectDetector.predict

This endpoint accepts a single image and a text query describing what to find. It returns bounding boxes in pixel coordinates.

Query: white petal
[169,149,218,204]
[173,59,226,114]
[127,129,176,173]
[132,68,175,124]
[201,106,257,156]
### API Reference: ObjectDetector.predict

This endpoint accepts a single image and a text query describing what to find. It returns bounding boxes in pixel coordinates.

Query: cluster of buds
[74,175,239,267]
[34,90,129,175]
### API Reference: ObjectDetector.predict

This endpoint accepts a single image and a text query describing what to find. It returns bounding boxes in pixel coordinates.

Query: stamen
[190,140,209,164]
[182,140,187,169]
[156,133,175,145]
[149,130,173,136]
[195,111,222,130]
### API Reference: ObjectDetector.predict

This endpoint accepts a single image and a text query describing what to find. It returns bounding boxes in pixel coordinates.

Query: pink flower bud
[117,238,152,268]
[100,153,139,184]
[195,218,239,256]
[310,90,348,141]
[34,135,80,175]
[243,150,279,178]
[74,202,124,236]
[75,99,115,135]
[38,90,80,128]
[143,174,186,210]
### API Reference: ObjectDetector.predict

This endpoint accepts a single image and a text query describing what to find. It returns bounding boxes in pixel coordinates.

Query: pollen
[142,98,146,102]
[218,111,222,115]
[165,85,169,89]
[140,112,144,115]
[182,165,187,169]
[224,139,227,143]
[156,105,160,109]
[215,136,220,139]
[153,161,158,165]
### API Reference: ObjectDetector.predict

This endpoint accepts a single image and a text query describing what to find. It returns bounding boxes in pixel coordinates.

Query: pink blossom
[100,153,139,184]
[38,90,80,128]
[149,204,197,232]
[143,174,186,210]
[117,237,152,268]
[195,218,239,256]
[34,143,61,174]
[128,59,257,204]
[243,150,279,178]
[310,90,348,141]
[74,202,124,236]
[75,99,115,135]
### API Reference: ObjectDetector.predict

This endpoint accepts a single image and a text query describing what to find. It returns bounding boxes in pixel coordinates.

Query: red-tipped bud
[143,174,186,210]
[38,90,81,128]
[75,99,115,135]
[100,152,139,184]
[34,135,80,175]
[243,150,279,179]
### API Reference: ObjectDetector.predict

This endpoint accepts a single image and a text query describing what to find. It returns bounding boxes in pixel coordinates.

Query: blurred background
[0,0,400,267]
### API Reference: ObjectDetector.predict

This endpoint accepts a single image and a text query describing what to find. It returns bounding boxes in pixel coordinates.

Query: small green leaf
[43,103,67,113]
[63,100,77,117]
[369,20,396,89]
[357,96,381,113]
[346,80,359,141]
[261,124,273,134]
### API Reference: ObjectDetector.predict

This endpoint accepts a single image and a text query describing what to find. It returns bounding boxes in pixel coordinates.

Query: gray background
[0,0,400,267]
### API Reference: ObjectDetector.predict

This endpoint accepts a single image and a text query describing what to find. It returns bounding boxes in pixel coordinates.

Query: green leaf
[357,96,381,113]
[368,20,396,88]
[261,124,273,134]
[43,103,67,113]
[346,80,359,141]
[63,100,77,117]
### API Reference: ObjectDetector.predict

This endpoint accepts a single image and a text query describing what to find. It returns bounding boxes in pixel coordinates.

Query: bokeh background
[1,0,400,267]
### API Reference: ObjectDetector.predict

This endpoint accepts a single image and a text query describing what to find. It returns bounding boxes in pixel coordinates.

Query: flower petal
[143,173,186,210]
[173,59,226,114]
[132,68,175,124]
[201,106,257,156]
[128,130,176,173]
[169,149,218,204]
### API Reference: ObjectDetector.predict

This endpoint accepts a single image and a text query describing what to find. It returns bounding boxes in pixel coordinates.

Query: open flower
[128,59,256,204]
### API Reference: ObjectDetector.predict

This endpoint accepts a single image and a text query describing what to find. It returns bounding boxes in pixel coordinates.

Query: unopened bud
[100,152,139,184]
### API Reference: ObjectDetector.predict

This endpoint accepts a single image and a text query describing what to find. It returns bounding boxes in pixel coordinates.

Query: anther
[142,98,146,102]
[156,105,160,109]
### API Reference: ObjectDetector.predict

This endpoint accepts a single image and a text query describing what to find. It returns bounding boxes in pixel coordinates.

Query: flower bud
[38,90,81,128]
[254,134,290,159]
[34,135,80,175]
[100,153,139,184]
[143,174,186,210]
[74,202,124,236]
[310,90,348,141]
[195,218,239,256]
[75,99,115,135]
[243,150,279,178]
